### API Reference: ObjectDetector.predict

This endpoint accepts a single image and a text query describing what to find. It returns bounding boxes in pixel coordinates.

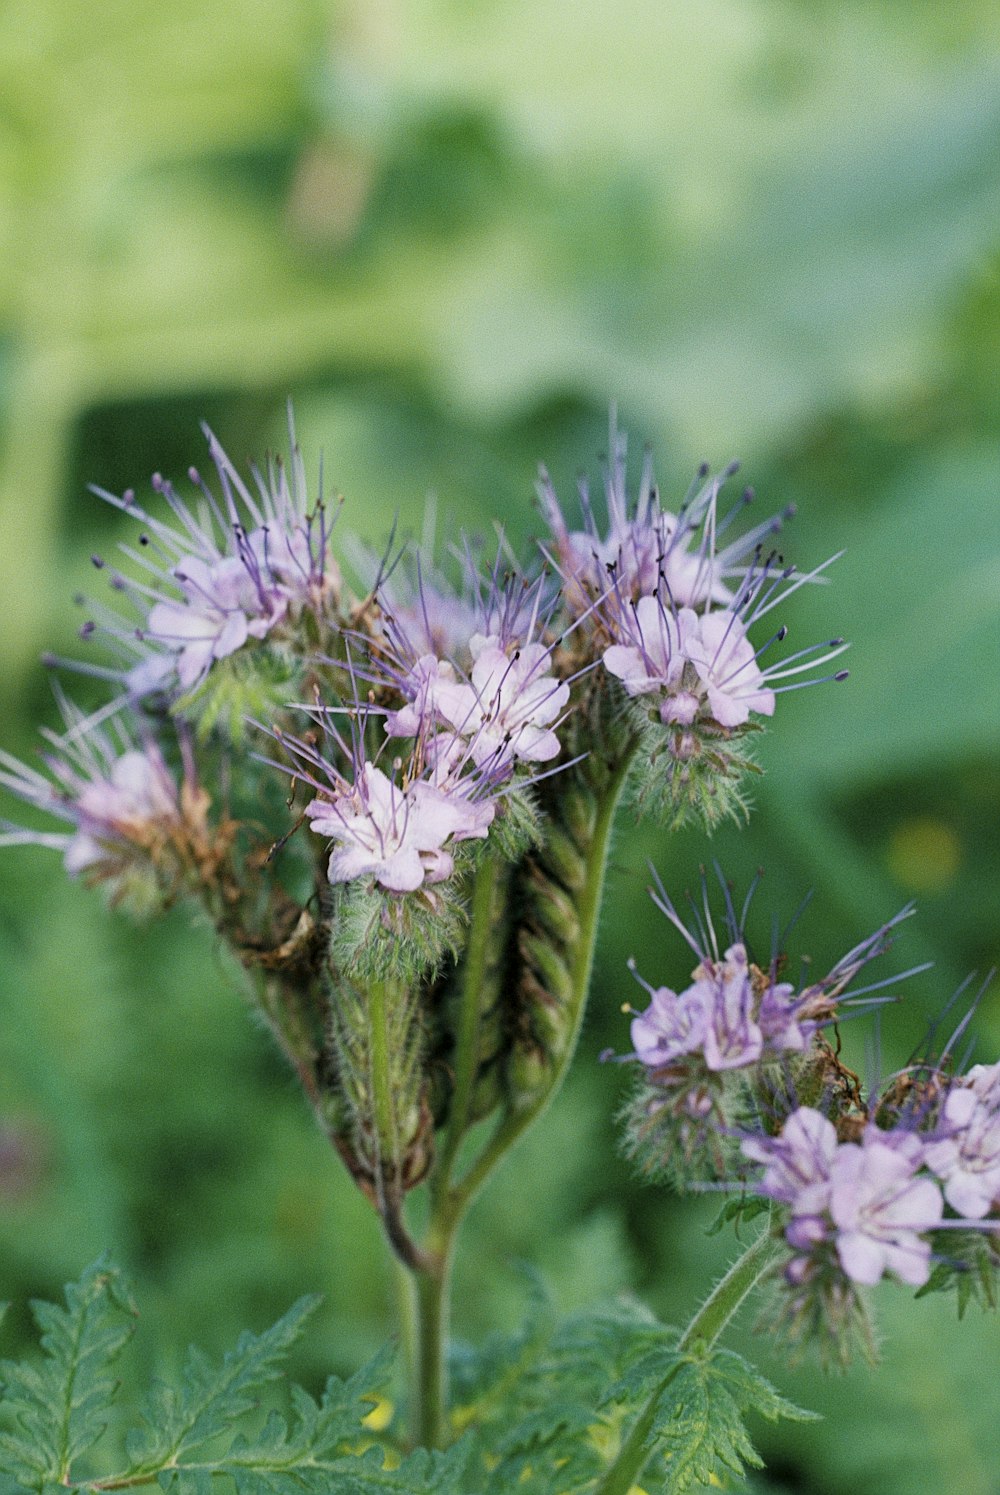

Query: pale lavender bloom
[695,944,765,1071]
[924,1066,1000,1219]
[0,698,180,876]
[757,976,810,1052]
[630,983,709,1067]
[305,762,493,892]
[744,1108,944,1287]
[265,704,500,894]
[603,599,776,729]
[829,1130,943,1286]
[537,413,779,614]
[678,609,776,727]
[146,550,290,689]
[742,1107,838,1219]
[603,596,686,718]
[629,939,807,1075]
[77,420,338,696]
[419,634,569,772]
[381,655,459,740]
[354,525,544,673]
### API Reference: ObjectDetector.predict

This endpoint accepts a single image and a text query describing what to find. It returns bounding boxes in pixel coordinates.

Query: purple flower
[80,421,338,696]
[305,762,493,893]
[629,935,807,1076]
[537,415,771,615]
[694,944,765,1071]
[603,597,686,718]
[264,702,502,894]
[828,1130,943,1286]
[601,586,848,732]
[678,609,776,727]
[145,551,290,690]
[423,634,569,772]
[924,1065,1000,1219]
[630,983,709,1067]
[742,1107,838,1218]
[743,1108,945,1288]
[0,697,181,876]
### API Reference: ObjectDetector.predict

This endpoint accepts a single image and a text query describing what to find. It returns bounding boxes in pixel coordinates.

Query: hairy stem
[401,751,636,1449]
[369,979,431,1272]
[594,1224,780,1495]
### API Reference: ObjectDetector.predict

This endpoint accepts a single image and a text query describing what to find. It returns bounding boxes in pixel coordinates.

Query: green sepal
[915,1229,999,1316]
[173,644,305,742]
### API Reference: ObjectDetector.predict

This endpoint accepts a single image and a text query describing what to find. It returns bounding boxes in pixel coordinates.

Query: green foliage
[0,1257,137,1491]
[0,1261,465,1495]
[641,1349,818,1493]
[453,1297,814,1495]
[916,1230,1000,1317]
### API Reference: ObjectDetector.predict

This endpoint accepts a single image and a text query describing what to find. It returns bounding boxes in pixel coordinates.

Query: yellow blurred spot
[362,1395,393,1433]
[886,816,961,893]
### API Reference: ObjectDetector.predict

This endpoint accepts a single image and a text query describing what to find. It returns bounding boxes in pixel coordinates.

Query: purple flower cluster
[267,707,502,896]
[295,562,570,895]
[539,417,847,739]
[744,1109,946,1287]
[4,413,846,907]
[924,1062,1000,1218]
[631,941,811,1072]
[0,695,181,880]
[75,422,338,696]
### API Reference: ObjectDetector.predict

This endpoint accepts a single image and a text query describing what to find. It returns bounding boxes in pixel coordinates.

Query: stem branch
[594,1224,780,1495]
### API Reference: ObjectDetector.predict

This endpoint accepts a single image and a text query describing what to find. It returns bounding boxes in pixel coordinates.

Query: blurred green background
[1,2,999,1490]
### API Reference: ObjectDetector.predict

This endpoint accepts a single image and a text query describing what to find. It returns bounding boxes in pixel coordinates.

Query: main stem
[594,1224,781,1495]
[406,751,636,1449]
[410,1234,454,1450]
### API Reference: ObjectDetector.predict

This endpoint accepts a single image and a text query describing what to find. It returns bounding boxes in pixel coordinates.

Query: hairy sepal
[326,971,435,1193]
[627,702,761,832]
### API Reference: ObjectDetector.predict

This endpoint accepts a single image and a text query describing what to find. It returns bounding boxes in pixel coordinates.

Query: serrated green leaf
[0,1256,137,1492]
[646,1348,817,1495]
[124,1293,321,1469]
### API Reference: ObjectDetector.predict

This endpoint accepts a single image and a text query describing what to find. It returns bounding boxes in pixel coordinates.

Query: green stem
[435,855,501,1195]
[410,1242,454,1450]
[369,981,429,1273]
[594,1225,781,1495]
[406,745,637,1448]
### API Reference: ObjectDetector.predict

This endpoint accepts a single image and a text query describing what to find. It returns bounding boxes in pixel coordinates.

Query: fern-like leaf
[648,1347,818,1494]
[0,1264,466,1494]
[0,1256,137,1493]
[124,1292,321,1470]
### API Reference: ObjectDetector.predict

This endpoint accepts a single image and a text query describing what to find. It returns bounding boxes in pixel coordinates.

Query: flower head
[0,694,182,882]
[75,418,339,697]
[745,1107,945,1288]
[537,413,774,614]
[306,761,493,893]
[265,701,500,895]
